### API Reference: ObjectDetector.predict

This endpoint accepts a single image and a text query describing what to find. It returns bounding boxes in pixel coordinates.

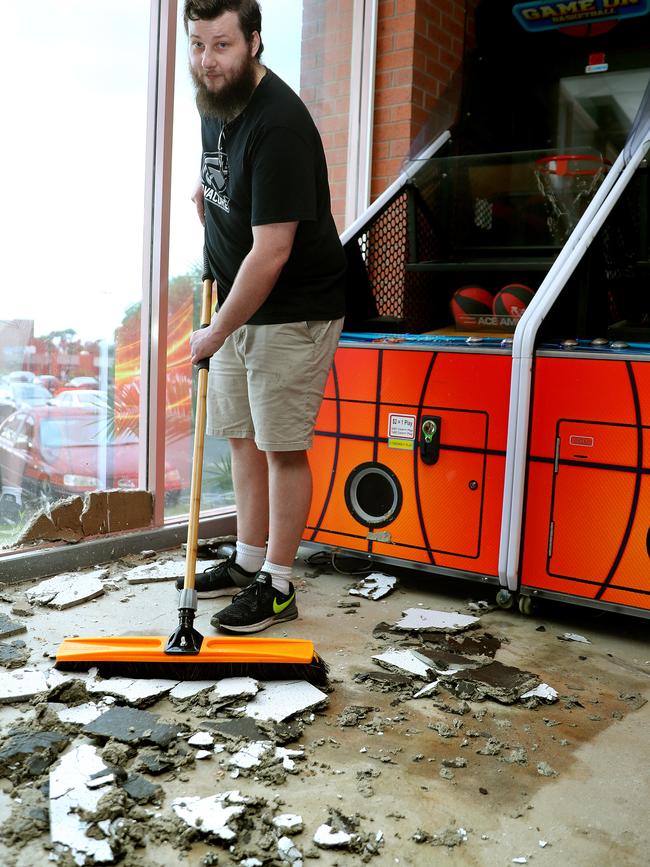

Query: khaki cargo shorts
[206,318,344,451]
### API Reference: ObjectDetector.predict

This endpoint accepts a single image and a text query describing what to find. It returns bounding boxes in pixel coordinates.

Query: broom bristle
[55,654,330,688]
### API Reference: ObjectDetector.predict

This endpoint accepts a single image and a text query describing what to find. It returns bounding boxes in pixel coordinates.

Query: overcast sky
[0,1,301,343]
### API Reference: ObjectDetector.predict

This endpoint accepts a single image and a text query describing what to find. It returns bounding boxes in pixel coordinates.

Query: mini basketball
[450,286,493,324]
[493,283,534,318]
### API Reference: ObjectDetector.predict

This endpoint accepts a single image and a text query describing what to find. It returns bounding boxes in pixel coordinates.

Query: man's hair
[183,0,264,58]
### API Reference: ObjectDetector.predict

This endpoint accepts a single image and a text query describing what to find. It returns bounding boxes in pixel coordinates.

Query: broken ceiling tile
[273,813,304,835]
[372,649,436,679]
[83,705,185,747]
[210,676,259,706]
[245,681,328,722]
[229,740,273,770]
[25,570,107,609]
[171,790,251,840]
[278,835,303,864]
[313,823,359,849]
[349,572,397,600]
[188,731,215,748]
[394,608,479,633]
[0,668,50,703]
[86,675,179,706]
[440,661,540,704]
[558,632,591,644]
[49,743,117,864]
[54,699,115,725]
[275,747,304,772]
[169,680,218,701]
[126,558,219,584]
[0,614,27,641]
[520,683,559,703]
[413,681,440,699]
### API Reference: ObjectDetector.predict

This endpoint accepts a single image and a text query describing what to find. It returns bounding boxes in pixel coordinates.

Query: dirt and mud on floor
[0,542,648,866]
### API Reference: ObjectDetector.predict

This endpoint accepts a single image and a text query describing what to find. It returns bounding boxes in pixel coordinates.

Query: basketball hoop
[535,154,610,243]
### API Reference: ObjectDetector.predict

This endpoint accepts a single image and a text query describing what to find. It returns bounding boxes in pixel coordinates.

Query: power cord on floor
[305,549,375,576]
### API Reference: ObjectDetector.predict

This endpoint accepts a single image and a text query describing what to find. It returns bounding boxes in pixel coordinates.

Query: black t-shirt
[200,69,347,324]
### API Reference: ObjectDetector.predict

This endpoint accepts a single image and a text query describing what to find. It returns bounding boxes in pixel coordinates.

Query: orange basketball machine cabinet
[303,143,546,589]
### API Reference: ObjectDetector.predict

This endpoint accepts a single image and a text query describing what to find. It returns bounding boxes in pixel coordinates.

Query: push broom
[55,261,329,687]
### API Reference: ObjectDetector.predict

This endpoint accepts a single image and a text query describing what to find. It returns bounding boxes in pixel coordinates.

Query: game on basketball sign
[513,0,650,33]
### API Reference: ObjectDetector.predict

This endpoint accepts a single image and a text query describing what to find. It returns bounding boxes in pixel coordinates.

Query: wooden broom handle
[183,277,214,591]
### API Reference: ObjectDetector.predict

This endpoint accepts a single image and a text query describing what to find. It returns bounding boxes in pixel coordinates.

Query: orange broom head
[54,635,329,686]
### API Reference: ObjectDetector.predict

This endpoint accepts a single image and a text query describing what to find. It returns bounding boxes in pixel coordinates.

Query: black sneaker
[176,552,257,598]
[211,572,298,634]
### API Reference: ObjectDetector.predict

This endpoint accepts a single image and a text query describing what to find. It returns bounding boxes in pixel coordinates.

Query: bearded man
[177,0,346,633]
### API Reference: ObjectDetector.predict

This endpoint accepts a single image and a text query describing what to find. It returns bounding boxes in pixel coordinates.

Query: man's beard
[190,56,259,122]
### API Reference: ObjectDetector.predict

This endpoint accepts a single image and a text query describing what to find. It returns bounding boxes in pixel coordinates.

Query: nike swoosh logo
[273,593,295,614]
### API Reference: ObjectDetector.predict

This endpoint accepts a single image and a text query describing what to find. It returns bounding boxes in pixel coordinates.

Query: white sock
[235,541,266,574]
[261,560,293,595]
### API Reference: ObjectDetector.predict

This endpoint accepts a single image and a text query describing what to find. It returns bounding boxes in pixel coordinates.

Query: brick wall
[372,0,467,199]
[300,0,354,232]
[301,0,469,226]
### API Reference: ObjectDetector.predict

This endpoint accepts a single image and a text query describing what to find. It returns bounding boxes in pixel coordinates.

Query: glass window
[164,0,356,521]
[0,2,150,543]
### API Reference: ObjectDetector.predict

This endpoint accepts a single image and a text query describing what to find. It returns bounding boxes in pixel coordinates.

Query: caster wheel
[518,595,535,616]
[496,589,514,610]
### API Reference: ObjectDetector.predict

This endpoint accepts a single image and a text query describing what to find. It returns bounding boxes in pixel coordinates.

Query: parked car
[0,382,52,424]
[63,376,100,390]
[48,389,108,409]
[0,406,181,506]
[35,374,62,393]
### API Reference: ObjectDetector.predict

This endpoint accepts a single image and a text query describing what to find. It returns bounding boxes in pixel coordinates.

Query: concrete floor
[0,545,649,865]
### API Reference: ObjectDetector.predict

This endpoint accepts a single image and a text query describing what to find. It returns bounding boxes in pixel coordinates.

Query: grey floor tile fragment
[0,729,69,781]
[0,641,30,669]
[0,614,27,640]
[83,705,185,747]
[440,660,541,704]
[121,772,163,804]
[205,716,268,742]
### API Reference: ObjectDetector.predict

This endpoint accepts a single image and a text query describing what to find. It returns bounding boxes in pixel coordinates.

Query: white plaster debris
[229,741,273,770]
[273,813,304,834]
[210,676,259,706]
[245,680,328,722]
[240,859,264,867]
[372,649,436,679]
[349,572,397,600]
[539,840,548,848]
[521,683,559,703]
[55,698,116,725]
[86,675,179,704]
[314,823,359,849]
[195,750,212,760]
[171,791,251,839]
[278,834,303,865]
[413,680,440,699]
[50,743,117,864]
[559,632,591,644]
[275,747,304,772]
[170,681,218,700]
[25,570,107,609]
[394,608,479,633]
[0,667,73,703]
[126,558,219,584]
[512,858,528,864]
[86,771,115,790]
[188,731,215,748]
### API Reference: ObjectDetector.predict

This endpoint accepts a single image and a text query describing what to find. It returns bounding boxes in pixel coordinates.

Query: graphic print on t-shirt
[202,149,230,213]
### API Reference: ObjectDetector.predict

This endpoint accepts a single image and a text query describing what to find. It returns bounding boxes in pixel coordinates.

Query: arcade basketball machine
[302,0,650,619]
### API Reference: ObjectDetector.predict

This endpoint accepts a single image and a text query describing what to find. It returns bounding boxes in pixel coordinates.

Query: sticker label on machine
[388,413,416,450]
